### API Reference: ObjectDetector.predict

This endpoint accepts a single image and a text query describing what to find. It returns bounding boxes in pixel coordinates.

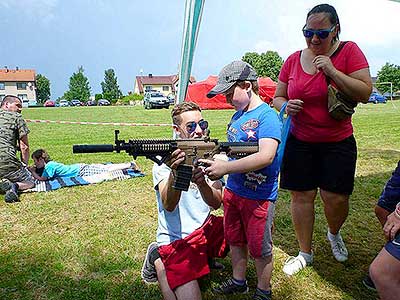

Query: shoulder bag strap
[326,41,348,84]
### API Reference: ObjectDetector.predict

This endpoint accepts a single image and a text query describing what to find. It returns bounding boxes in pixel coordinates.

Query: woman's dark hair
[307,4,341,39]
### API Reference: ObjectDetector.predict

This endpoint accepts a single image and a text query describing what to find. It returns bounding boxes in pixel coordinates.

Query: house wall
[142,84,172,96]
[0,81,37,107]
[134,80,140,95]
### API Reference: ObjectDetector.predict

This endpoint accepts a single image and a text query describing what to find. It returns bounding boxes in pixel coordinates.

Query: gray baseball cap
[207,60,258,98]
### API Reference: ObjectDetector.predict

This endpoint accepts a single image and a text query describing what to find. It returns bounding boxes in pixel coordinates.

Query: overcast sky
[1,0,399,98]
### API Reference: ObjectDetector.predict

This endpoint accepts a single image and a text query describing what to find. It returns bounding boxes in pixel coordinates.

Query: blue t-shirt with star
[226,102,281,201]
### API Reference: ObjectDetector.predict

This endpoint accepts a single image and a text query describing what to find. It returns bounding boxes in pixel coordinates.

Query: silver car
[59,100,69,107]
[144,92,169,109]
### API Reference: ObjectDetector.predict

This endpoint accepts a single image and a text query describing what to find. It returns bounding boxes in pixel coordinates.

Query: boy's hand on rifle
[198,158,228,181]
[166,149,186,170]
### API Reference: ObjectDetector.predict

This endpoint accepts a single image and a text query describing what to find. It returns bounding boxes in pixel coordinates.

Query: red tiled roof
[0,69,36,82]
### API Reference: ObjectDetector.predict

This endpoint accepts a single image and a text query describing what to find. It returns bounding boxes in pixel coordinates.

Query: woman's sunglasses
[302,25,336,39]
[186,120,208,134]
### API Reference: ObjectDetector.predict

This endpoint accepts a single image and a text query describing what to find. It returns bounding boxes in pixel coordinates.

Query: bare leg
[370,248,400,300]
[290,190,317,253]
[375,205,391,227]
[17,180,35,191]
[155,258,201,300]
[320,189,349,235]
[231,245,248,280]
[104,163,133,171]
[254,255,272,291]
[155,258,176,300]
[175,280,201,300]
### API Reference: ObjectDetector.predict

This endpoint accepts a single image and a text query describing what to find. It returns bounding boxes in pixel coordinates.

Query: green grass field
[1,103,399,300]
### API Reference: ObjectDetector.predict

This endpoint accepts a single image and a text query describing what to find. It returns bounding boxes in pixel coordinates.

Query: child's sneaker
[283,252,313,276]
[213,278,249,295]
[362,274,376,292]
[253,288,272,300]
[327,231,348,262]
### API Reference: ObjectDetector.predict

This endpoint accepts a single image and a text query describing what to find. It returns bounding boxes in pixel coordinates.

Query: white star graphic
[246,130,256,140]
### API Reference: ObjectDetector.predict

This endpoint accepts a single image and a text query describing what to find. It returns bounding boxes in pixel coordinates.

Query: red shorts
[223,188,275,258]
[158,215,228,290]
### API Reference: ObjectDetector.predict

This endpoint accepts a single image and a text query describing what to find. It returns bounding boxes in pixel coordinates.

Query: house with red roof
[134,73,196,97]
[0,67,37,107]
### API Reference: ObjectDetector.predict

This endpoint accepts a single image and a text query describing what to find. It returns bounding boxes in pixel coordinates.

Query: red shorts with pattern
[158,215,228,290]
[223,188,275,258]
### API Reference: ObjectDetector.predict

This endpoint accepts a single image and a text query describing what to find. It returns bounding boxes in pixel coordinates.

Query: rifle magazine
[172,165,193,191]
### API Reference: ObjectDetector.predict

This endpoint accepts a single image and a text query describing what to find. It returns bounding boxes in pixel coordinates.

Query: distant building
[0,67,37,107]
[134,74,196,97]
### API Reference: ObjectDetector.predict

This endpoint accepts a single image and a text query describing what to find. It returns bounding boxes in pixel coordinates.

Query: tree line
[35,53,400,103]
[36,67,122,104]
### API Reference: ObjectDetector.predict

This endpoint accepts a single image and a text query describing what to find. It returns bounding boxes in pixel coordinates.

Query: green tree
[242,51,284,81]
[101,69,122,101]
[36,74,51,103]
[63,66,91,102]
[376,63,400,93]
[95,93,103,101]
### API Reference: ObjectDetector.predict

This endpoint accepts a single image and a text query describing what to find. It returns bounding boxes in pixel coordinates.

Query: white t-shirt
[153,163,212,246]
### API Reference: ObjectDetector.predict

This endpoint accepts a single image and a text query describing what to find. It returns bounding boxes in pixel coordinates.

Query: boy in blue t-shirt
[199,61,281,300]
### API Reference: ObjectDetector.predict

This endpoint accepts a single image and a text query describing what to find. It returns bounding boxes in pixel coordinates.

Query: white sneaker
[327,231,348,262]
[282,253,313,276]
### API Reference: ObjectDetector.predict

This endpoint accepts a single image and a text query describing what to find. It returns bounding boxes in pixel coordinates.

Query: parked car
[87,100,97,106]
[44,100,55,107]
[97,99,110,106]
[167,93,175,105]
[59,99,69,107]
[144,92,169,109]
[368,92,387,104]
[70,99,83,106]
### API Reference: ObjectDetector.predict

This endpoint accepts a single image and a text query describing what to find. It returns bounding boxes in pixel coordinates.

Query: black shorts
[280,134,357,195]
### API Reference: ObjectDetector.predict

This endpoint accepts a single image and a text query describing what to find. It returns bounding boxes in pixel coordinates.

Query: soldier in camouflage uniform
[0,95,34,203]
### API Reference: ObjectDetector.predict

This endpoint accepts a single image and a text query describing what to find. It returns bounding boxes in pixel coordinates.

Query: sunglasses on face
[302,25,336,39]
[185,120,208,134]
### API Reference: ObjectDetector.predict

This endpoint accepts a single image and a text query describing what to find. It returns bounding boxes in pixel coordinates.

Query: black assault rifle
[73,130,258,191]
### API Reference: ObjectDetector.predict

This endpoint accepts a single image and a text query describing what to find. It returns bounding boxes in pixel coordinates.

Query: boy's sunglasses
[186,120,208,134]
[302,25,336,39]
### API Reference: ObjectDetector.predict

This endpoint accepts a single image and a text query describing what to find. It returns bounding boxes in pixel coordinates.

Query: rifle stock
[73,130,258,191]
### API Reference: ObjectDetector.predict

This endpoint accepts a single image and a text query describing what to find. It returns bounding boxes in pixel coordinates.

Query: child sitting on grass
[29,148,139,181]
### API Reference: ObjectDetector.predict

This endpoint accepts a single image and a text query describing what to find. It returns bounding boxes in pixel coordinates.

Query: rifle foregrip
[73,144,114,153]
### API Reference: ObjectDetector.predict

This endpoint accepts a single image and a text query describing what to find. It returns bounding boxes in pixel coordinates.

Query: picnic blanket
[26,168,144,193]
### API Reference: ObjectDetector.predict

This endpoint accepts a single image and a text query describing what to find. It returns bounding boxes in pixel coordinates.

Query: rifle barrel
[73,144,114,153]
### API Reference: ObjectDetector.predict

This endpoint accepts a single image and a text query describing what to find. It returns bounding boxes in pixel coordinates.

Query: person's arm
[28,166,48,181]
[313,55,372,102]
[199,137,279,180]
[328,68,372,103]
[383,203,400,241]
[19,134,30,166]
[158,149,186,212]
[191,166,222,210]
[273,80,304,115]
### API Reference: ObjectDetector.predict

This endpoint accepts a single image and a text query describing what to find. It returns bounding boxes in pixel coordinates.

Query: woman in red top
[273,3,372,276]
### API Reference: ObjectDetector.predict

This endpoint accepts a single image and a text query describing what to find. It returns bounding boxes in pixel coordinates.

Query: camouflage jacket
[0,110,30,176]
